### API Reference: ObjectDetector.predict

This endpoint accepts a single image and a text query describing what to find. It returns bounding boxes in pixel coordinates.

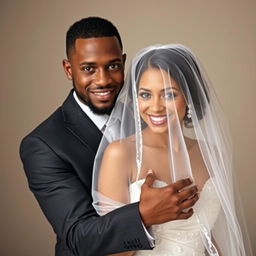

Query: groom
[20,17,199,256]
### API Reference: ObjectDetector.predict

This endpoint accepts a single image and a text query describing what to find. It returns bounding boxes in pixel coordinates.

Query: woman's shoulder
[104,138,135,160]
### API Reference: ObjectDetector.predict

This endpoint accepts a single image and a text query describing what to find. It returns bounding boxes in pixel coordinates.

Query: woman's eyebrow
[138,88,151,92]
[161,87,180,92]
[138,87,180,92]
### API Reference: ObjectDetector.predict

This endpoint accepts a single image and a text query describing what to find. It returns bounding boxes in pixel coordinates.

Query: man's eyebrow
[79,58,122,66]
[79,61,96,66]
[108,58,122,63]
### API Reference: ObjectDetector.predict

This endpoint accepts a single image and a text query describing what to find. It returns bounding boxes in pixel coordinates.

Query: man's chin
[74,89,114,115]
[87,101,114,115]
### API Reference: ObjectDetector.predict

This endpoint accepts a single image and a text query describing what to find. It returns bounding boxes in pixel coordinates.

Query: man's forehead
[74,37,122,55]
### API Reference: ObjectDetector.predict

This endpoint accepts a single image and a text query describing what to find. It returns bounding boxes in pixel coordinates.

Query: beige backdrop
[1,0,255,255]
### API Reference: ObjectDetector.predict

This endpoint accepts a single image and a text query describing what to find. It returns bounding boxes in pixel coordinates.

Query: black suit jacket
[20,90,151,256]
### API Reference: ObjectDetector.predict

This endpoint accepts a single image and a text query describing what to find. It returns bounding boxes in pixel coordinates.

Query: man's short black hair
[66,17,123,58]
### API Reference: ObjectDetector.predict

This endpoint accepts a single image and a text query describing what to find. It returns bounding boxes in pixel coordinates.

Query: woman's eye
[139,92,151,99]
[163,92,176,100]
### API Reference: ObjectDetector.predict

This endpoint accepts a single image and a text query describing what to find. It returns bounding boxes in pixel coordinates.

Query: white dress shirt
[73,91,108,131]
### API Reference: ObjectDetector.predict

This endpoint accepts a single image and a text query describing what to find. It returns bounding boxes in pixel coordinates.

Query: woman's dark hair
[66,17,123,58]
[135,47,209,127]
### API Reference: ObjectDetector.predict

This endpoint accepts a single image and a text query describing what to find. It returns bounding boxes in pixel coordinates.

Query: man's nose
[94,68,111,86]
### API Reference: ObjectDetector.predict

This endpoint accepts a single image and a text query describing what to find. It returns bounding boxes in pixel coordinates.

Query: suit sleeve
[20,135,152,256]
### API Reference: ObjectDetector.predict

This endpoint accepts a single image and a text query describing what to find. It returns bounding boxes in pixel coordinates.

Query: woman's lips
[148,115,168,125]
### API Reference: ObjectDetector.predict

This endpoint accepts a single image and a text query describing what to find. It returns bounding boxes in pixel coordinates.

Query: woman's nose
[151,97,164,112]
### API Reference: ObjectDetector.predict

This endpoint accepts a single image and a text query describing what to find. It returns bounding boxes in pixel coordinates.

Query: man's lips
[89,88,116,101]
[93,91,111,96]
[148,115,168,125]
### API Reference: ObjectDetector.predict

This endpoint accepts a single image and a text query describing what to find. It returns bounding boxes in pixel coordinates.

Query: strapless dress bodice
[129,179,221,256]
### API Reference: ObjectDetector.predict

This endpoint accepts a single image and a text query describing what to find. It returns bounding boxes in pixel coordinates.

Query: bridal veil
[92,44,252,256]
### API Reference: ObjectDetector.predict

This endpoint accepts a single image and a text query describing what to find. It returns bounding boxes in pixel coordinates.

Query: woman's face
[138,68,187,134]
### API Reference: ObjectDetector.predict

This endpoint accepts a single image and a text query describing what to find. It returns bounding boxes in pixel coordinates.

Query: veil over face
[92,44,252,256]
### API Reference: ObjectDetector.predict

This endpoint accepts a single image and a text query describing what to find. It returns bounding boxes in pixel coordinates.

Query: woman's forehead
[138,68,179,89]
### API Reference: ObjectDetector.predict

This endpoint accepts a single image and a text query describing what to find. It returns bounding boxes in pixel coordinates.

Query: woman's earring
[187,104,192,119]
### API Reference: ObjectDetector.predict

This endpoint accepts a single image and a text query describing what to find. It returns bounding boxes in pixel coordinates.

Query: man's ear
[62,59,72,80]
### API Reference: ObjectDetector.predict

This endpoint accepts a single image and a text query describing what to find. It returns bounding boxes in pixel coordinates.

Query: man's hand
[139,170,199,227]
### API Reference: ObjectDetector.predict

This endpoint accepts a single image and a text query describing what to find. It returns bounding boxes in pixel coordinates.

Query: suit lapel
[61,90,103,154]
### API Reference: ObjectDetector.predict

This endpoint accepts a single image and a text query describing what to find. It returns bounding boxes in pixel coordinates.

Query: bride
[92,44,252,255]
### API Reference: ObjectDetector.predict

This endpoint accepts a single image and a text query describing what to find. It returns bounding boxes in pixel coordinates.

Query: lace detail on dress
[129,179,221,255]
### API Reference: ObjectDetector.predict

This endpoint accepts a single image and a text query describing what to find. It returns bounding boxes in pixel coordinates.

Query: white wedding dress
[129,178,221,256]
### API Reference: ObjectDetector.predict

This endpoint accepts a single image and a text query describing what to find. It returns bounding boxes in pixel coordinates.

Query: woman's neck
[142,127,184,151]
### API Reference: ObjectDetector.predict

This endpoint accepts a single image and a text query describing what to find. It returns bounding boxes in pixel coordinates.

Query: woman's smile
[148,114,168,125]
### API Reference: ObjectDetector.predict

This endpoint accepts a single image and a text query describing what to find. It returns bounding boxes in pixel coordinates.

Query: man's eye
[108,64,120,70]
[139,92,151,99]
[82,66,94,72]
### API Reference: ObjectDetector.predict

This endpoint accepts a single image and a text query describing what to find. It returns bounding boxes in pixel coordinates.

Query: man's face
[63,37,126,114]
